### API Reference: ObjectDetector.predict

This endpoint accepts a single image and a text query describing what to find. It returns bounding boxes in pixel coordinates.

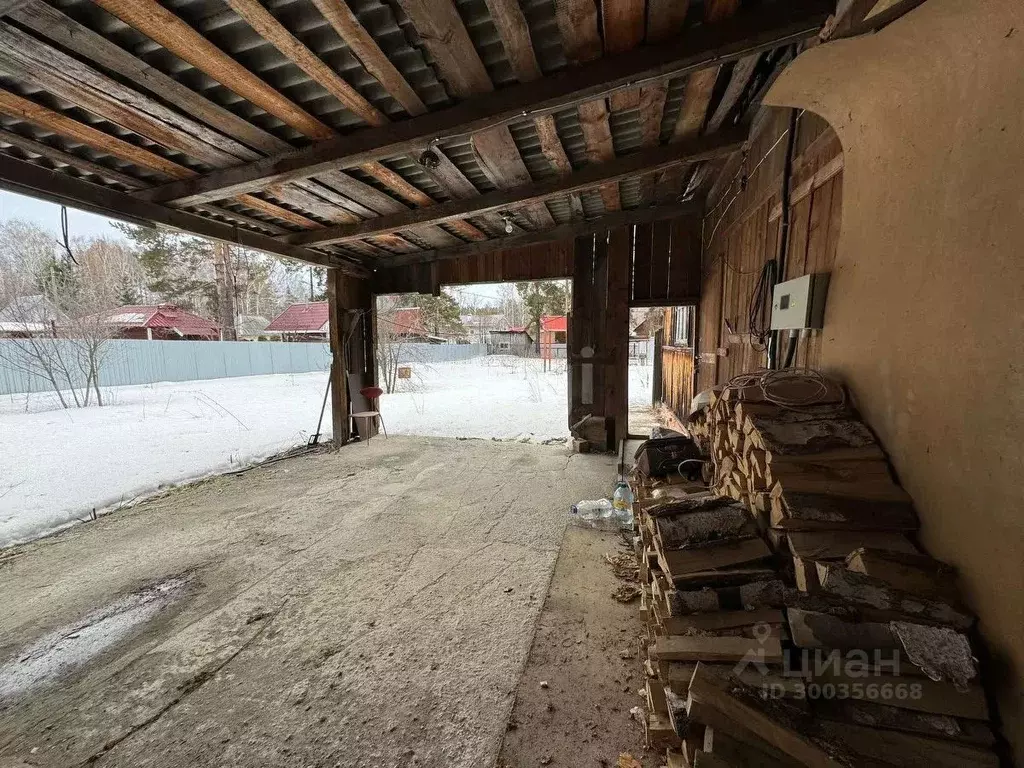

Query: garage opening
[373,280,570,443]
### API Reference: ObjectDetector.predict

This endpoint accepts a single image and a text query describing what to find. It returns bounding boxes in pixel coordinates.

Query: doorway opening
[627,305,695,437]
[374,280,570,443]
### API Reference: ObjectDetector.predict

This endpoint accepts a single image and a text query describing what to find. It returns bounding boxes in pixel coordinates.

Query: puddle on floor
[0,576,189,702]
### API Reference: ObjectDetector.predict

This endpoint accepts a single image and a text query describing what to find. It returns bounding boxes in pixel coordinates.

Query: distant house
[266,302,329,341]
[487,326,533,355]
[0,294,63,338]
[236,315,275,341]
[460,313,508,344]
[539,315,567,359]
[93,304,220,340]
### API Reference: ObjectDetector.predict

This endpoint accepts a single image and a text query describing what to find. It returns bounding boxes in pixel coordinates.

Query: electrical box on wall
[770,273,830,330]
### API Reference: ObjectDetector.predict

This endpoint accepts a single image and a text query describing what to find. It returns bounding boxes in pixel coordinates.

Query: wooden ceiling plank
[602,0,644,111]
[670,0,741,144]
[226,0,487,242]
[12,2,390,227]
[396,0,554,230]
[225,0,385,127]
[0,24,345,229]
[556,0,622,209]
[135,1,831,206]
[0,123,293,236]
[0,153,364,271]
[91,0,335,141]
[636,0,691,203]
[309,0,428,116]
[535,114,583,217]
[281,127,746,246]
[483,0,543,82]
[576,98,620,210]
[706,53,761,134]
[377,201,701,267]
[0,87,321,230]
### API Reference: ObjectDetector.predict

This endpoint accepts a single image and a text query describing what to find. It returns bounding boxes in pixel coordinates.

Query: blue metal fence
[0,340,487,395]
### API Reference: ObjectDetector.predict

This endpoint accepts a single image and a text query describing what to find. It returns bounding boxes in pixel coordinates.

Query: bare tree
[374,294,409,394]
[0,223,122,408]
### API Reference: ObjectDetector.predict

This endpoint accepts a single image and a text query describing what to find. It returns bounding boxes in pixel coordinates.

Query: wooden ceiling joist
[395,0,555,231]
[90,0,484,248]
[281,127,747,247]
[135,0,830,208]
[0,153,364,272]
[378,202,702,267]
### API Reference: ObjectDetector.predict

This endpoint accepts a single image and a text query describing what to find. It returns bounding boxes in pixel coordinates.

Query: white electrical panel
[770,273,830,330]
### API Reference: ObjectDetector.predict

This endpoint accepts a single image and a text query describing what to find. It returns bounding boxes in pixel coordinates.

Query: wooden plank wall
[373,240,573,293]
[660,306,696,421]
[630,211,702,305]
[695,108,844,393]
[568,229,630,446]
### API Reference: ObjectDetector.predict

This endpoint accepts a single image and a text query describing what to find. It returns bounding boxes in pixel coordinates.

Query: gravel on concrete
[0,436,616,768]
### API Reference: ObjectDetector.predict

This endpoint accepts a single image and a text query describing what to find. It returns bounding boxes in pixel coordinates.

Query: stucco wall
[766,0,1024,757]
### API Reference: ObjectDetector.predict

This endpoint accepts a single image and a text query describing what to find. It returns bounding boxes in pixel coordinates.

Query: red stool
[353,385,387,443]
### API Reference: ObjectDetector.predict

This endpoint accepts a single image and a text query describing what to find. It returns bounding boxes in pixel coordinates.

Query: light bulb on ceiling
[502,214,514,234]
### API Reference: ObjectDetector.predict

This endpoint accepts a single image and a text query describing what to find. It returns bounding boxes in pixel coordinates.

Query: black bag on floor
[634,436,704,478]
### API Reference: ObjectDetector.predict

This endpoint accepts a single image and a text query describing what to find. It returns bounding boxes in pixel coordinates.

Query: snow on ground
[0,355,654,547]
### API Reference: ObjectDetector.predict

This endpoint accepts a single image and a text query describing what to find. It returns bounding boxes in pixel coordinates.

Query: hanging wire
[59,205,78,264]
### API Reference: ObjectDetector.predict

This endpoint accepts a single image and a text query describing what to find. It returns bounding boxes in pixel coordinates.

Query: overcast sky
[0,190,125,241]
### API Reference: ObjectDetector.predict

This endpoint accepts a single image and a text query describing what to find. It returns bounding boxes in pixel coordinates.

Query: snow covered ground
[0,355,655,547]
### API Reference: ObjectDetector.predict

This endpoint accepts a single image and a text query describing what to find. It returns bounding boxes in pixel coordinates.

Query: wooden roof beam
[281,127,746,247]
[375,202,702,267]
[137,0,830,207]
[0,153,365,273]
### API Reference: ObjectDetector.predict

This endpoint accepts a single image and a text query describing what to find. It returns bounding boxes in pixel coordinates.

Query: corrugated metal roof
[266,300,328,331]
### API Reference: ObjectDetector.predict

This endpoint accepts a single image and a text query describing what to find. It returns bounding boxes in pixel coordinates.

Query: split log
[686,664,847,767]
[812,698,994,747]
[658,538,774,583]
[747,415,878,457]
[815,721,998,767]
[846,548,960,603]
[658,608,785,635]
[770,492,918,532]
[786,531,919,561]
[646,494,734,518]
[811,669,988,720]
[816,562,972,630]
[669,579,786,616]
[653,635,784,664]
[786,608,900,650]
[703,726,801,768]
[655,503,756,548]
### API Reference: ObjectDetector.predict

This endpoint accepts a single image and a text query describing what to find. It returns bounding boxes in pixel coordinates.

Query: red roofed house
[266,302,330,341]
[389,307,430,340]
[539,315,567,360]
[95,304,220,341]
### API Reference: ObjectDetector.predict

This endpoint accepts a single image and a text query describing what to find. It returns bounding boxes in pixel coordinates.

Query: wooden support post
[605,224,631,445]
[327,268,350,446]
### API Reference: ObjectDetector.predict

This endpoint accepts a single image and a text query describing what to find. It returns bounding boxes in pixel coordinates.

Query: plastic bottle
[571,499,614,521]
[612,481,634,526]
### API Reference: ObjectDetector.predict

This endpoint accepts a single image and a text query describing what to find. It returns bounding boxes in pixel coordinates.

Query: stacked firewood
[629,371,1000,767]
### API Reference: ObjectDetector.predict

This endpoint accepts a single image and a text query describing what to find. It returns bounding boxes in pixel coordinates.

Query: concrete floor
[0,437,617,768]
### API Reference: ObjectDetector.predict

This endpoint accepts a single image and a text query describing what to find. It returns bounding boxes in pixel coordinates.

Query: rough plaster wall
[766,0,1024,757]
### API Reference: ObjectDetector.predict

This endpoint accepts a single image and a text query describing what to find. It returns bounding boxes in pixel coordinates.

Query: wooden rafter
[8,0,391,229]
[0,153,365,272]
[91,0,484,248]
[395,0,555,231]
[482,0,582,217]
[281,127,746,247]
[309,0,427,116]
[670,0,741,144]
[0,86,323,232]
[135,0,829,208]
